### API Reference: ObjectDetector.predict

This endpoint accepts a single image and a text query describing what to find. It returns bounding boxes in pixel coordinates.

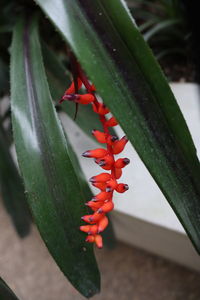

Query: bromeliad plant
[0,0,200,298]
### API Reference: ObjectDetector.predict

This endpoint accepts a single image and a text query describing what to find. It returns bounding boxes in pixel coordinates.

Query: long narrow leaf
[35,0,200,253]
[143,19,181,41]
[10,17,100,298]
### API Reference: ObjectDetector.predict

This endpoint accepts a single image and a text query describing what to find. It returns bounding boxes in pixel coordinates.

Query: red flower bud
[90,84,96,92]
[105,116,118,127]
[92,191,110,201]
[106,179,118,192]
[80,225,98,235]
[89,212,105,222]
[88,225,98,235]
[80,225,91,233]
[112,136,128,154]
[95,155,114,166]
[98,103,110,115]
[115,183,129,193]
[106,135,119,145]
[82,148,108,158]
[98,216,108,233]
[97,201,114,213]
[85,235,95,243]
[78,94,95,104]
[89,173,111,183]
[65,78,82,94]
[81,215,96,224]
[114,168,122,179]
[92,130,107,143]
[94,234,103,248]
[92,182,107,190]
[60,93,95,105]
[115,158,130,168]
[92,103,109,115]
[86,201,103,211]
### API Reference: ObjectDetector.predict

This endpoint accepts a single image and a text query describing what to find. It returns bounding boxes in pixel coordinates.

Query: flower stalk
[60,63,129,248]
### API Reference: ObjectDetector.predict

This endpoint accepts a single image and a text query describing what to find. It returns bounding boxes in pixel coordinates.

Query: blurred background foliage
[127,0,195,82]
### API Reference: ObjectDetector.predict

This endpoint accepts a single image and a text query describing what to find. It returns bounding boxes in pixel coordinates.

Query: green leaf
[143,19,182,41]
[143,19,181,41]
[35,0,200,253]
[41,41,117,139]
[0,123,31,237]
[41,41,71,101]
[0,277,20,300]
[10,17,100,298]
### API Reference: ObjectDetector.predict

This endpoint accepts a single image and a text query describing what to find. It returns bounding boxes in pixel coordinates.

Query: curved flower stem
[60,62,129,248]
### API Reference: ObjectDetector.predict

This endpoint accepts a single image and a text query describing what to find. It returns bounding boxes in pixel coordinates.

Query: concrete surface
[0,202,200,300]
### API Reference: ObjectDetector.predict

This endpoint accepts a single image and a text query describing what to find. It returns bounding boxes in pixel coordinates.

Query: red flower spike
[82,148,108,158]
[94,234,103,248]
[60,65,130,248]
[89,173,111,183]
[98,216,109,233]
[112,136,128,154]
[115,158,130,168]
[116,183,129,193]
[97,201,114,214]
[105,116,118,127]
[92,130,107,143]
[92,191,110,201]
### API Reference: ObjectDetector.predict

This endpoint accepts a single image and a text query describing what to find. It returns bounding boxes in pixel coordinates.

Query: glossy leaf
[0,277,20,300]
[10,17,100,297]
[35,0,200,253]
[0,124,31,237]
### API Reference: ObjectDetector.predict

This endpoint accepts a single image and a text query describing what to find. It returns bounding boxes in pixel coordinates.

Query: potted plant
[0,0,200,298]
